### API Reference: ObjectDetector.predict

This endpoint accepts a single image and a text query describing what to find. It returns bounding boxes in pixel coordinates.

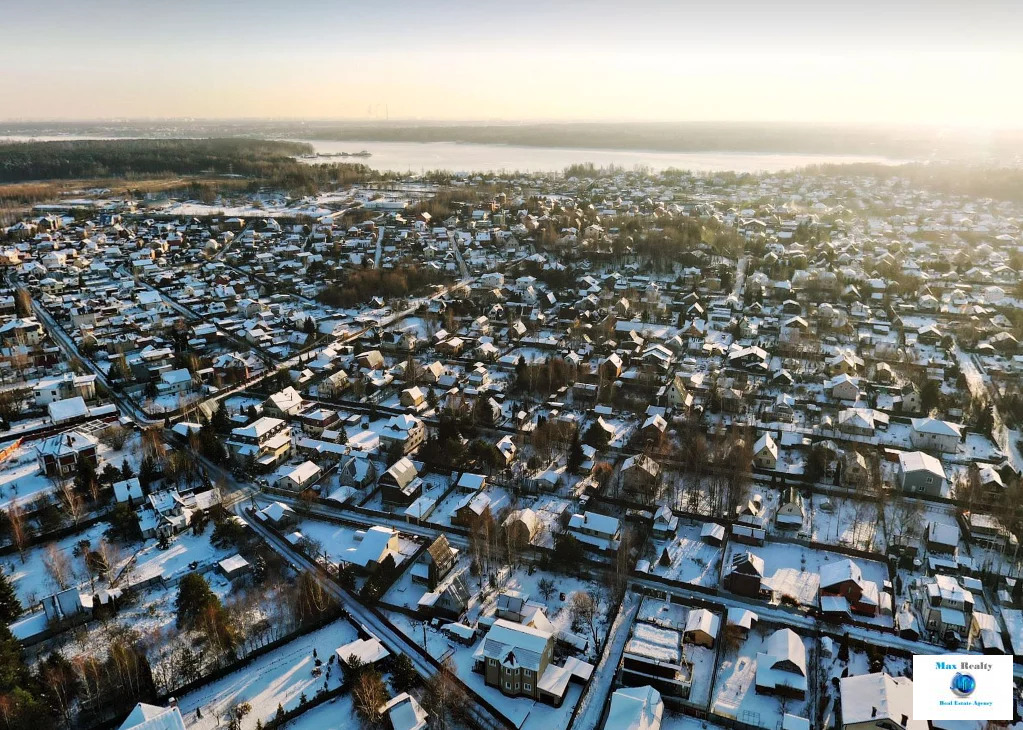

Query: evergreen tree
[567,431,584,473]
[0,569,23,623]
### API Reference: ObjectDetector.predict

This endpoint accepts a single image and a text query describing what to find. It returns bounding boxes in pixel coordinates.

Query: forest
[0,139,384,197]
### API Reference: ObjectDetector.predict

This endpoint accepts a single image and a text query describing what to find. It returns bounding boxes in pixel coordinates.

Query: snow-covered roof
[336,636,390,666]
[898,450,945,478]
[605,685,663,730]
[481,619,552,671]
[839,673,925,729]
[380,692,428,730]
[117,703,186,730]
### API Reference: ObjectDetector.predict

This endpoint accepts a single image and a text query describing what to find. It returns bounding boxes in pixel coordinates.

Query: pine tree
[0,568,23,623]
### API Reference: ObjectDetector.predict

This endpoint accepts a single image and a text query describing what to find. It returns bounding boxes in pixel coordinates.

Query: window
[505,682,512,690]
[523,683,532,691]
[489,658,497,666]
[926,477,933,484]
[514,683,519,691]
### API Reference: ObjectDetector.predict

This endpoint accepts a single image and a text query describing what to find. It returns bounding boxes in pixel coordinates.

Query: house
[568,511,621,550]
[912,574,974,643]
[828,374,860,402]
[819,559,881,617]
[620,454,661,499]
[415,535,457,589]
[258,501,298,528]
[497,590,530,622]
[379,414,426,455]
[336,636,390,668]
[418,570,471,620]
[453,491,492,527]
[504,508,541,547]
[897,451,946,496]
[723,551,766,598]
[840,450,870,486]
[159,368,193,395]
[380,692,429,730]
[218,554,251,581]
[36,430,98,477]
[651,506,678,538]
[400,386,426,409]
[380,457,423,506]
[752,432,778,470]
[754,628,807,699]
[774,486,804,530]
[275,460,321,491]
[47,396,89,424]
[112,477,144,505]
[477,619,555,702]
[909,417,962,454]
[118,703,187,730]
[839,673,925,730]
[683,608,720,648]
[264,386,304,417]
[605,685,663,730]
[342,525,400,572]
[621,621,692,702]
[226,416,293,468]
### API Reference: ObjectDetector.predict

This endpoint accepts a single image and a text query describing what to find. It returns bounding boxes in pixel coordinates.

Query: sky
[2,0,1022,127]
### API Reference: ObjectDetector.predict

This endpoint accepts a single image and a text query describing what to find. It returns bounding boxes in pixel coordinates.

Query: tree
[390,653,419,694]
[421,658,468,730]
[537,577,557,602]
[567,431,584,473]
[351,670,387,724]
[107,502,142,542]
[176,573,221,629]
[7,505,27,563]
[0,388,28,424]
[14,289,32,318]
[0,570,22,624]
[570,589,602,648]
[920,379,942,414]
[42,544,73,591]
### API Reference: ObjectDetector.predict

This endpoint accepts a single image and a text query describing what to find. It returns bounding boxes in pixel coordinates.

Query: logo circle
[950,672,976,697]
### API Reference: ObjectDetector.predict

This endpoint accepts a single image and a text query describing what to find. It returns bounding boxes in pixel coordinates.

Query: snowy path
[570,590,641,730]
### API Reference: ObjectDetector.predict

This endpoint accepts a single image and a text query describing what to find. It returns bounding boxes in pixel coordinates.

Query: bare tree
[43,543,74,591]
[7,505,27,562]
[59,481,86,526]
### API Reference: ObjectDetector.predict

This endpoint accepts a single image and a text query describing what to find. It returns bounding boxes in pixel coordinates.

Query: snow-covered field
[295,516,420,568]
[178,618,359,729]
[4,521,109,607]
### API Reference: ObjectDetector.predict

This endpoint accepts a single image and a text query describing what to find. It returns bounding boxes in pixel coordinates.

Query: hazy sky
[2,0,1021,127]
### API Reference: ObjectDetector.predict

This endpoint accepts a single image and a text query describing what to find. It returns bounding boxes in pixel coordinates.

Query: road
[374,224,385,267]
[236,501,513,730]
[955,341,1023,472]
[448,230,470,279]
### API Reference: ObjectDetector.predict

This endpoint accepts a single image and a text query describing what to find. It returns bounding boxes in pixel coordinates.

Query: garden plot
[3,521,109,608]
[637,598,717,707]
[119,524,240,588]
[807,495,880,551]
[723,540,890,619]
[711,625,813,729]
[382,551,474,612]
[386,611,583,730]
[471,564,613,651]
[650,521,724,587]
[178,618,359,730]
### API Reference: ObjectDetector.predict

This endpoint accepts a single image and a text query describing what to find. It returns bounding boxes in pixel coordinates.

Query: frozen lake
[0,134,906,175]
[295,138,905,174]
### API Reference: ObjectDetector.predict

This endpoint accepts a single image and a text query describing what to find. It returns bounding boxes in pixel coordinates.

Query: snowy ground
[178,618,359,730]
[280,693,356,729]
[650,521,724,587]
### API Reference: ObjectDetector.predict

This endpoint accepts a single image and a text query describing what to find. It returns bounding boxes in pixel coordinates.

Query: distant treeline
[808,161,1023,203]
[0,138,316,183]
